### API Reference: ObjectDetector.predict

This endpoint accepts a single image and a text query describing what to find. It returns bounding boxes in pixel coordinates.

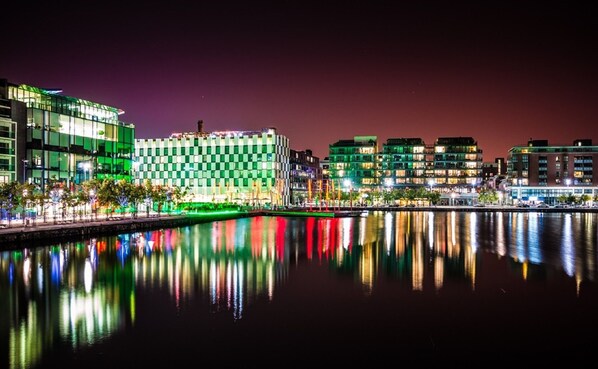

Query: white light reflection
[451,211,456,246]
[428,212,434,250]
[342,218,351,250]
[37,264,43,294]
[515,213,526,262]
[84,259,93,293]
[527,212,542,264]
[23,257,31,288]
[469,212,477,253]
[385,212,393,254]
[359,217,366,246]
[496,213,506,256]
[561,214,575,277]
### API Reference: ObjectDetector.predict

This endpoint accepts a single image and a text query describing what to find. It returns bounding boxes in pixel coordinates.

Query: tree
[478,188,499,204]
[0,181,22,226]
[427,191,441,205]
[114,180,133,217]
[171,186,189,213]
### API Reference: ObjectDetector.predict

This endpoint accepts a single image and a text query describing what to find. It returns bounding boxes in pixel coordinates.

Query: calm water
[1,211,597,367]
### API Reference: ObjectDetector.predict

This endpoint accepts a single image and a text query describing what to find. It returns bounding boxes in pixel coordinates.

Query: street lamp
[89,189,97,221]
[22,159,28,184]
[343,179,352,210]
[22,188,28,227]
[517,178,522,205]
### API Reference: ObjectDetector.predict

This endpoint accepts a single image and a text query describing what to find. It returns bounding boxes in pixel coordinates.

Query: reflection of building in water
[317,211,479,292]
[0,216,290,368]
[1,242,134,369]
[132,217,288,320]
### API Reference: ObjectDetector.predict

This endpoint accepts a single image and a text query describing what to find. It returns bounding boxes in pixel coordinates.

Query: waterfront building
[508,139,598,204]
[330,135,483,195]
[382,138,427,187]
[134,121,290,206]
[0,79,135,189]
[328,136,380,191]
[432,137,482,187]
[0,98,18,183]
[289,149,321,205]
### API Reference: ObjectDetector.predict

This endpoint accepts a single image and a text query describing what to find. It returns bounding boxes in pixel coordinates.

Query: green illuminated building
[328,136,380,190]
[330,135,482,191]
[382,138,428,187]
[0,79,134,189]
[0,108,17,183]
[134,122,290,206]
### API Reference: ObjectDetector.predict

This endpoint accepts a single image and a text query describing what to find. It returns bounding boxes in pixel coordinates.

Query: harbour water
[1,211,597,367]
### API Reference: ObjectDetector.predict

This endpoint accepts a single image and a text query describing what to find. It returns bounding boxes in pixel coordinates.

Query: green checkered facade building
[134,127,290,206]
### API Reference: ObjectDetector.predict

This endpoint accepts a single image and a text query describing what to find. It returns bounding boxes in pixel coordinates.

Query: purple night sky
[2,1,597,160]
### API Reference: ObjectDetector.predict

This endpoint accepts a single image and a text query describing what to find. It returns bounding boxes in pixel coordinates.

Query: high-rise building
[508,139,598,204]
[134,123,290,206]
[0,79,135,189]
[289,149,321,205]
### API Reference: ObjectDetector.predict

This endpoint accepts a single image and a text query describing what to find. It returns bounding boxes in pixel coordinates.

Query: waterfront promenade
[1,205,596,249]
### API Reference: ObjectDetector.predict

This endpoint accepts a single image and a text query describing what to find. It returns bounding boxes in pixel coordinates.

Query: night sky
[3,0,597,160]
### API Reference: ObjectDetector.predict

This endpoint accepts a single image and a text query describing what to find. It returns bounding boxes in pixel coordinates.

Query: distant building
[508,139,598,204]
[134,122,290,206]
[328,136,379,191]
[432,137,482,188]
[329,135,483,193]
[382,138,427,187]
[289,149,321,205]
[0,79,135,189]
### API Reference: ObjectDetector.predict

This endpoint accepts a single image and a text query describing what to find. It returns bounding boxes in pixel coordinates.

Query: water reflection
[1,211,597,368]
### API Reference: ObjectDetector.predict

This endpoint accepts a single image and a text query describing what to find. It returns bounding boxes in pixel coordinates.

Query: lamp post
[22,189,28,227]
[89,189,97,221]
[517,178,522,205]
[22,159,28,184]
[344,179,352,210]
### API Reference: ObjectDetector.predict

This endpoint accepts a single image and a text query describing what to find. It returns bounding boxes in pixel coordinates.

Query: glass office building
[1,80,134,189]
[135,125,290,206]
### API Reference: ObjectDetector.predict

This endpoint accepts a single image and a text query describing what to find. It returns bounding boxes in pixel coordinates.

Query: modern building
[508,139,598,204]
[432,137,482,187]
[0,98,18,183]
[328,136,380,191]
[0,79,135,190]
[134,121,290,206]
[330,135,483,195]
[382,138,427,187]
[289,149,321,205]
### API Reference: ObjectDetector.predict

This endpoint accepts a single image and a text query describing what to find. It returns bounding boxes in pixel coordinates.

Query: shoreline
[1,206,596,250]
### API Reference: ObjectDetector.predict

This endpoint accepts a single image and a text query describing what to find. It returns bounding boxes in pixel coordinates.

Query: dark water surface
[2,211,597,367]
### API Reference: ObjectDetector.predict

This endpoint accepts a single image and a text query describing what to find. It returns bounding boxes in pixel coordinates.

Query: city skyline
[2,1,597,161]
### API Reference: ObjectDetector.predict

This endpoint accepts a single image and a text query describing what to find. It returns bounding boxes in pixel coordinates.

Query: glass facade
[135,128,290,206]
[0,116,17,183]
[382,138,427,187]
[508,139,598,203]
[433,137,483,186]
[7,84,134,189]
[329,136,380,190]
[330,136,483,191]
